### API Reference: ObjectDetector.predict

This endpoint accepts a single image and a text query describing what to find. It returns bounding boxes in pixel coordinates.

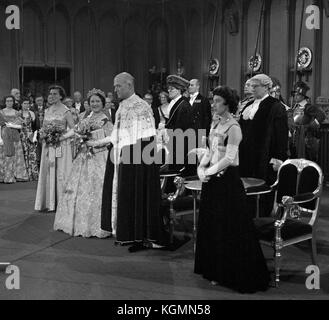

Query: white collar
[254,93,269,103]
[190,92,199,99]
[170,95,182,105]
[297,99,308,107]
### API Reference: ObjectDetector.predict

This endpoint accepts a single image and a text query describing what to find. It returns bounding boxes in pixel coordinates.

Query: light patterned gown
[0,109,29,183]
[34,106,73,211]
[54,113,113,238]
[20,111,39,181]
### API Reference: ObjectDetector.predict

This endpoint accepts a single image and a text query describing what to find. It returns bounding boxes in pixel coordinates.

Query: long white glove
[205,144,238,176]
[6,122,22,129]
[0,129,3,146]
[32,130,38,143]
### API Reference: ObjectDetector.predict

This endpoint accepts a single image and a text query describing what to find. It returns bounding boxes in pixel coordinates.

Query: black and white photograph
[0,0,329,303]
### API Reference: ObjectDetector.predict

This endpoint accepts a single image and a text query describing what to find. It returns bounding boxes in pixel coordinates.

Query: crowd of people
[0,71,326,294]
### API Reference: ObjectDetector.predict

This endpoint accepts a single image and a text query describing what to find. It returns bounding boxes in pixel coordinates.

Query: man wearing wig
[239,73,289,217]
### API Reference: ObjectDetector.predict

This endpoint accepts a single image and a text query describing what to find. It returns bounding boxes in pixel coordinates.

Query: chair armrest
[183,175,199,182]
[284,186,321,205]
[245,184,272,195]
[167,177,186,202]
[292,192,316,204]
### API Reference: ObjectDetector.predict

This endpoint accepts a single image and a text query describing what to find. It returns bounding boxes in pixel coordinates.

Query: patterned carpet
[0,181,328,300]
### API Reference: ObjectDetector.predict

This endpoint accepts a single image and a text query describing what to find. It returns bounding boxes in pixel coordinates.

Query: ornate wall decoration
[209,58,219,77]
[296,47,312,70]
[248,53,262,72]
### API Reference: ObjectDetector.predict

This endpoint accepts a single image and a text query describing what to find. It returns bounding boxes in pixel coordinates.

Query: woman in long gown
[20,97,39,181]
[54,90,113,238]
[35,85,74,212]
[0,95,29,184]
[194,86,270,293]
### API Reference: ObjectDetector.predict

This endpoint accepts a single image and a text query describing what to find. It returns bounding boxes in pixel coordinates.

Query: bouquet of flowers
[39,123,66,147]
[74,120,94,158]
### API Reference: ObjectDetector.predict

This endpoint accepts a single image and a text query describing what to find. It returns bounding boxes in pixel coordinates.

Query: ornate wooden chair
[254,159,323,287]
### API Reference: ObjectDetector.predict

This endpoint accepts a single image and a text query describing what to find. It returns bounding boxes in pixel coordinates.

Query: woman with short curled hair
[194,85,270,293]
[35,85,75,212]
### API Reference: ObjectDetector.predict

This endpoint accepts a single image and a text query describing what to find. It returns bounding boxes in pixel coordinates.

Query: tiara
[87,88,106,99]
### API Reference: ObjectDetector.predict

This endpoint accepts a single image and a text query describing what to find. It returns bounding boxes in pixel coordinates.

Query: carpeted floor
[0,181,328,300]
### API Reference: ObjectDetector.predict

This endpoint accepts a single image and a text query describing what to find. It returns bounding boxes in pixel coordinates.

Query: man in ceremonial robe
[100,72,163,251]
[239,74,289,217]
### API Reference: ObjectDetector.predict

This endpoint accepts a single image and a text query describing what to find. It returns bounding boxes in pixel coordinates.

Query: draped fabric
[239,96,288,217]
[117,138,162,243]
[239,96,288,185]
[101,138,163,244]
[101,93,162,243]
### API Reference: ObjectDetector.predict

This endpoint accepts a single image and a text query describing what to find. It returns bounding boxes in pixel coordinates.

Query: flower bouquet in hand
[39,122,66,147]
[74,119,95,159]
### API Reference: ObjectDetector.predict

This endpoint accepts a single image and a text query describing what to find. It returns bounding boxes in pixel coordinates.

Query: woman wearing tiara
[54,89,113,238]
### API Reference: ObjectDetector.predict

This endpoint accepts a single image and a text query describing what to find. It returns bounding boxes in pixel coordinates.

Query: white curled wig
[250,74,273,89]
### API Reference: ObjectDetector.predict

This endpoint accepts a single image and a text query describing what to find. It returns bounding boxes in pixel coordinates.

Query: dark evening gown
[194,123,270,293]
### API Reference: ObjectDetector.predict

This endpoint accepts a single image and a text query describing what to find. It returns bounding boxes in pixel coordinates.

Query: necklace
[219,116,231,125]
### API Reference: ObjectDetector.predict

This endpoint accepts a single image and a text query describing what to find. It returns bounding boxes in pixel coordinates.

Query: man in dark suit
[72,91,85,114]
[165,75,194,176]
[188,79,212,141]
